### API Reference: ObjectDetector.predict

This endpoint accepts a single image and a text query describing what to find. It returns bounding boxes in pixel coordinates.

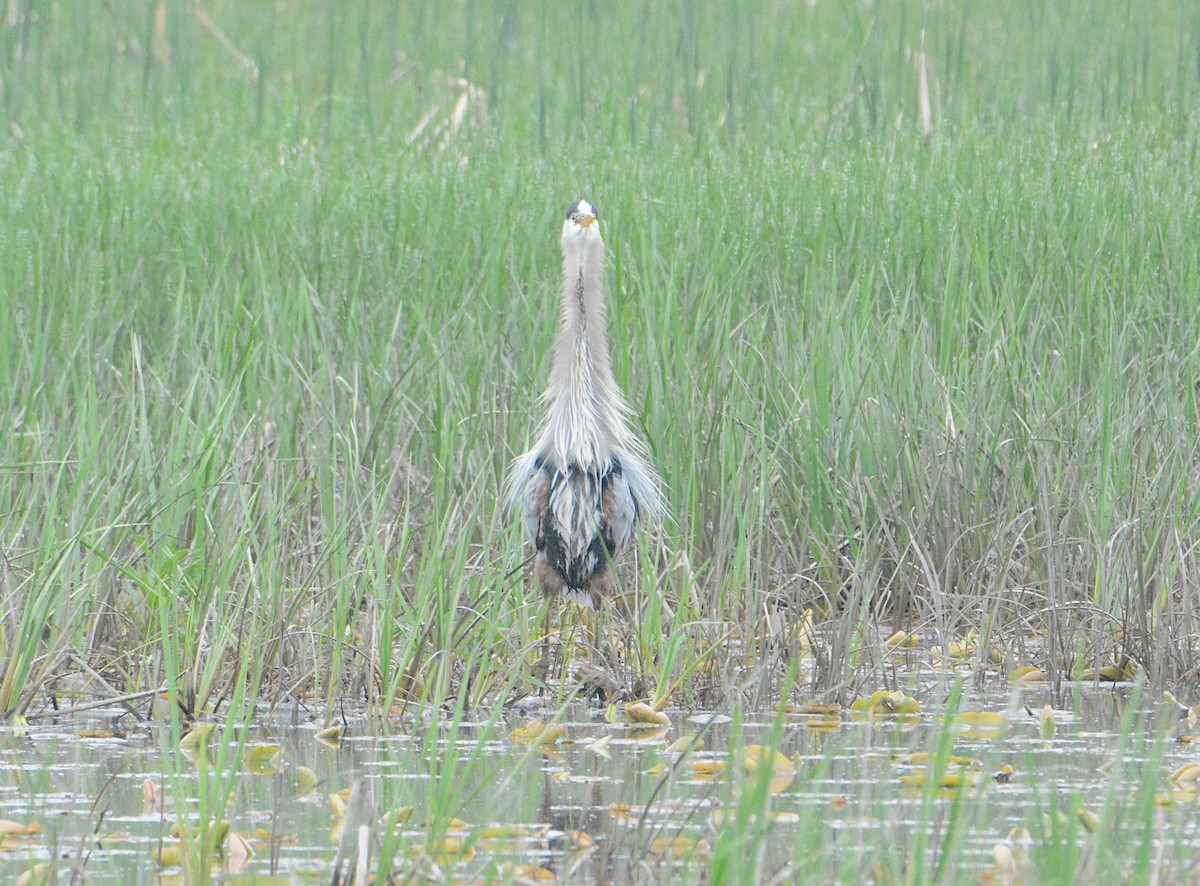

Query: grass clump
[0,0,1196,753]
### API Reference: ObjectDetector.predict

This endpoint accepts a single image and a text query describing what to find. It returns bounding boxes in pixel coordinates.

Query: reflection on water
[0,680,1190,883]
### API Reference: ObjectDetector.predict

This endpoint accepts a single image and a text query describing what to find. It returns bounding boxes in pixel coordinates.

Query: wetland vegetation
[2,0,1200,882]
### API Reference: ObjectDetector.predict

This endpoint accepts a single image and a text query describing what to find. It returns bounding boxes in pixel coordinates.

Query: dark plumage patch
[533,456,625,592]
[565,199,598,220]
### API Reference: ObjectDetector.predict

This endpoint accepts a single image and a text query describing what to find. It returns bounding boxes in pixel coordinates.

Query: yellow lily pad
[1170,763,1200,786]
[0,820,41,836]
[315,725,343,747]
[626,702,671,727]
[381,806,414,829]
[951,711,1009,740]
[850,689,921,716]
[179,723,215,758]
[666,735,704,754]
[742,745,797,792]
[690,759,725,780]
[511,720,566,745]
[407,836,474,865]
[742,745,796,775]
[898,769,983,789]
[1009,666,1048,683]
[294,765,318,797]
[246,745,281,775]
[885,630,918,649]
[649,836,708,857]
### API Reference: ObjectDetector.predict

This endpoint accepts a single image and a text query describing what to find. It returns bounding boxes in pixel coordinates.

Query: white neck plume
[537,223,636,470]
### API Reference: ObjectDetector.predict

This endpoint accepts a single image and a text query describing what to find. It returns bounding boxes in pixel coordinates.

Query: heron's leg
[532,594,555,689]
[530,555,567,688]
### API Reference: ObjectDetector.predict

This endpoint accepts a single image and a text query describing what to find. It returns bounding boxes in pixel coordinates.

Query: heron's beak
[578,215,596,228]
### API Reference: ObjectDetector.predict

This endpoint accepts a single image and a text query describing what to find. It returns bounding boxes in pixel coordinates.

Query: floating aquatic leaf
[898,769,982,789]
[170,819,229,850]
[315,725,343,747]
[850,690,885,713]
[154,844,183,867]
[564,829,595,849]
[382,806,414,830]
[951,711,1009,740]
[511,720,567,745]
[253,827,296,844]
[742,745,797,792]
[786,701,843,730]
[408,836,475,865]
[478,825,529,839]
[626,724,670,742]
[626,702,671,727]
[608,803,645,819]
[246,745,281,775]
[666,735,704,754]
[850,690,920,717]
[1170,763,1200,787]
[1009,666,1047,682]
[225,830,255,873]
[586,734,613,758]
[0,819,41,836]
[791,701,841,716]
[1155,791,1184,808]
[896,752,981,768]
[649,836,708,857]
[511,865,556,882]
[742,745,796,775]
[179,723,215,758]
[690,760,725,779]
[885,630,918,649]
[477,825,530,850]
[931,636,975,663]
[294,765,318,797]
[1076,661,1135,682]
[328,789,350,818]
[77,729,114,739]
[424,817,468,834]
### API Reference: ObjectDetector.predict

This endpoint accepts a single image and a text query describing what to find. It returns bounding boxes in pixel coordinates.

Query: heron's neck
[542,241,625,468]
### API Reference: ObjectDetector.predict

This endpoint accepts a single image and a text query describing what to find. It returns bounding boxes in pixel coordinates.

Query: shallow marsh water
[1,680,1196,883]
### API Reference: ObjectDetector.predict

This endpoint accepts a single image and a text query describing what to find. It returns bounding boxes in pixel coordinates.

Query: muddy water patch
[0,684,1194,882]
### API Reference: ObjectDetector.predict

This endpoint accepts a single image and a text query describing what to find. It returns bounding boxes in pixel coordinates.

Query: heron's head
[562,199,600,242]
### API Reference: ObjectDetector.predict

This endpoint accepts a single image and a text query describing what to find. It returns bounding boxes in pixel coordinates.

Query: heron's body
[509,200,661,605]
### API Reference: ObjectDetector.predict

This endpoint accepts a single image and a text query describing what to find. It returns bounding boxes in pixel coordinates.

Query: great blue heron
[508,199,662,607]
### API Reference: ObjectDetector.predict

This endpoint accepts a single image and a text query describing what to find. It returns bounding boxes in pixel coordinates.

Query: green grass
[2,0,1200,879]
